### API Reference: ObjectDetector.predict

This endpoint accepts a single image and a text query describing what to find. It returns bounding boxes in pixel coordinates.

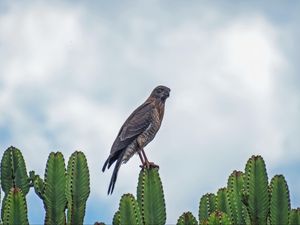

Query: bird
[102,85,170,194]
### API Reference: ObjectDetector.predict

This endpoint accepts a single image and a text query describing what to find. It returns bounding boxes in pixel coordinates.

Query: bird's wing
[110,101,154,153]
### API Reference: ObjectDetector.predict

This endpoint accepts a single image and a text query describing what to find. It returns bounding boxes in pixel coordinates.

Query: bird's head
[150,85,170,101]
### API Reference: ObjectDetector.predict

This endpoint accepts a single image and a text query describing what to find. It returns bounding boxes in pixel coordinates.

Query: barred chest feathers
[137,103,163,148]
[122,102,165,163]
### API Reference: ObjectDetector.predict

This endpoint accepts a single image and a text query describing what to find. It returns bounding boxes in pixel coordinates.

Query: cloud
[0,1,299,224]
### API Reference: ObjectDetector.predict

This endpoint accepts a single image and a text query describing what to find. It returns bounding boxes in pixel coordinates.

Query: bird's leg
[141,148,159,169]
[138,151,145,168]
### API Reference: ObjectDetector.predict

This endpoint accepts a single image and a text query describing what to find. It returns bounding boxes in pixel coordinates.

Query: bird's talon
[149,162,159,169]
[140,162,159,169]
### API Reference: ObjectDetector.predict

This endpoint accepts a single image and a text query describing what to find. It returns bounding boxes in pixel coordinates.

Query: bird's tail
[107,151,125,195]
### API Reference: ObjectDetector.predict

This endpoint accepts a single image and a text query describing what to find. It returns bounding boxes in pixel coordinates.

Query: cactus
[242,155,269,225]
[199,193,216,223]
[207,211,231,225]
[2,188,29,225]
[1,147,300,225]
[289,208,300,225]
[137,168,166,225]
[118,193,142,225]
[176,212,198,225]
[66,151,90,225]
[32,152,67,225]
[269,175,290,225]
[112,211,120,225]
[226,170,246,225]
[1,147,29,196]
[216,188,229,213]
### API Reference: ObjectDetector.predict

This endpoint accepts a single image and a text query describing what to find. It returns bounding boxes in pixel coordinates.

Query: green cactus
[118,193,142,225]
[242,155,269,225]
[207,211,231,225]
[136,168,166,225]
[176,212,198,225]
[216,188,229,213]
[2,188,29,225]
[32,152,67,225]
[66,151,90,225]
[269,175,290,225]
[289,208,300,225]
[112,211,120,225]
[1,147,29,196]
[199,193,216,223]
[226,170,246,225]
[31,172,45,200]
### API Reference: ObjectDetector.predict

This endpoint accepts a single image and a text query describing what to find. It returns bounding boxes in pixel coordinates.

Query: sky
[0,0,300,224]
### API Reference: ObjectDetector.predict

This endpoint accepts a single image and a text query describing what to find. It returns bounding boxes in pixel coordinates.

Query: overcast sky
[0,1,299,224]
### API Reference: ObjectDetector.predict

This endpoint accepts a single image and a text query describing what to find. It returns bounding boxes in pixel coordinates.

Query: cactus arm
[66,151,90,225]
[119,193,142,225]
[136,168,166,225]
[112,211,120,225]
[2,188,29,225]
[289,208,300,225]
[43,152,67,225]
[243,155,269,225]
[227,170,246,225]
[176,212,198,225]
[269,175,290,225]
[216,188,229,213]
[32,174,45,200]
[1,147,29,195]
[208,211,231,225]
[199,193,216,223]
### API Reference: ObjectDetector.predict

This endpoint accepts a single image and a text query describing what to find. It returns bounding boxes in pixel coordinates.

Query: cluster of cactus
[178,155,300,225]
[1,146,300,225]
[0,146,90,225]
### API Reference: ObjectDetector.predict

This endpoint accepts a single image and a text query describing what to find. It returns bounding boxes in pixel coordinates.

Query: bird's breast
[137,107,161,148]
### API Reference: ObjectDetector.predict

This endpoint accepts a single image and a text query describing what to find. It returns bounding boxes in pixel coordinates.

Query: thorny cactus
[199,193,216,223]
[137,168,166,225]
[1,148,300,225]
[66,151,90,225]
[242,155,269,225]
[32,152,67,225]
[176,212,198,225]
[269,175,290,225]
[118,193,142,225]
[226,170,247,225]
[2,188,29,225]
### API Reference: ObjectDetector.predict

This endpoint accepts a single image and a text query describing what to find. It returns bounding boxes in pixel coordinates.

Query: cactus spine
[112,211,120,225]
[136,168,166,225]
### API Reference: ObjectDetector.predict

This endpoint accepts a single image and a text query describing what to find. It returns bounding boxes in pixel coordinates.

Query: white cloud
[0,1,298,224]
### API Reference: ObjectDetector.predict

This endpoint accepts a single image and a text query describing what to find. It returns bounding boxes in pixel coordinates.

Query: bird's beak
[163,91,170,99]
